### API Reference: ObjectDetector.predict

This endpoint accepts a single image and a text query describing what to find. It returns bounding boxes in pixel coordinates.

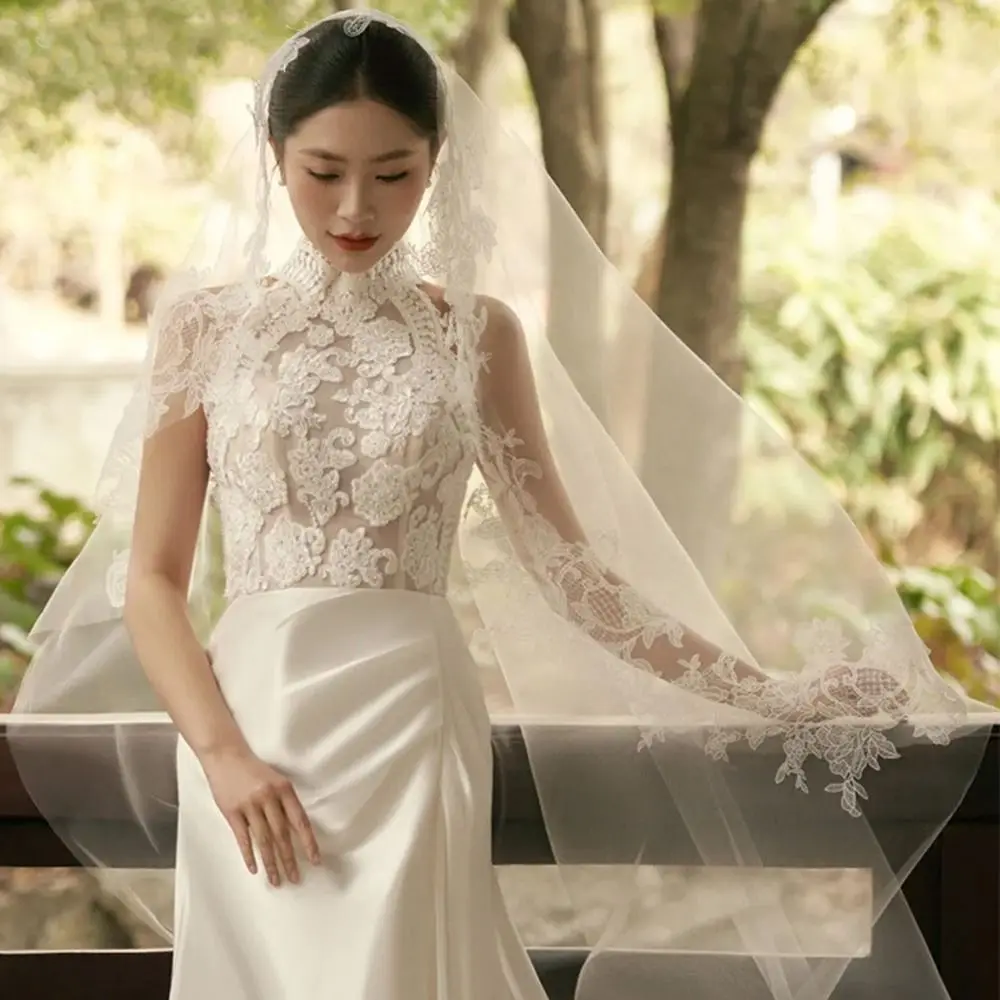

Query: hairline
[297,147,422,164]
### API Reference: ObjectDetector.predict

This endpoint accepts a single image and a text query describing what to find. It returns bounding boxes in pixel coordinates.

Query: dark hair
[268,18,442,154]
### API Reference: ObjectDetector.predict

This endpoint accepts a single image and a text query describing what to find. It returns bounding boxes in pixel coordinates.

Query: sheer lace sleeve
[469,301,753,680]
[91,287,228,525]
[466,299,913,728]
[142,288,229,435]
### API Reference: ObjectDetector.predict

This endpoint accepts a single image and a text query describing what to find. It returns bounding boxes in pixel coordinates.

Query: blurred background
[1,0,999,957]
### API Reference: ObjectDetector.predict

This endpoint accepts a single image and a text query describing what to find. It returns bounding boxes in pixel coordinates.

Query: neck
[279,237,415,300]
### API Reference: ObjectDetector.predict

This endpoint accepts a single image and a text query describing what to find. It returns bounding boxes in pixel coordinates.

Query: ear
[432,128,446,168]
[427,137,443,187]
[269,137,287,187]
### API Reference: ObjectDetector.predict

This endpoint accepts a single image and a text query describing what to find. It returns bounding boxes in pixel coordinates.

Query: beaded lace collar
[278,237,420,302]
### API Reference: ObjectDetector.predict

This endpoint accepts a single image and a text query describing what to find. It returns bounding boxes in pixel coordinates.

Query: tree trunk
[635,0,839,579]
[637,148,752,582]
[509,0,608,248]
[655,147,751,391]
[451,0,507,97]
[509,0,610,418]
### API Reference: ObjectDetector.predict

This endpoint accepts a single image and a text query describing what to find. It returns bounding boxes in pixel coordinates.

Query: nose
[338,177,375,227]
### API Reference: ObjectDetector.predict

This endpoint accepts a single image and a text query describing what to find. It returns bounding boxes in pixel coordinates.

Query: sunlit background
[1,0,999,961]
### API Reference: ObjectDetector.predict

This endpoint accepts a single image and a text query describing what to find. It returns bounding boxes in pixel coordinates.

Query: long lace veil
[8,10,996,999]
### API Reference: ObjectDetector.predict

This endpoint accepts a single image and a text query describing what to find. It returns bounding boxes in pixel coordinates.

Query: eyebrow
[300,148,417,163]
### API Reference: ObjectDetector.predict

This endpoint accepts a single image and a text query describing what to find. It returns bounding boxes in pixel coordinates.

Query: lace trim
[277,239,420,304]
[460,397,966,815]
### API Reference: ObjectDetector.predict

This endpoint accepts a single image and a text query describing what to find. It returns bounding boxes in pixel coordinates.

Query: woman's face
[276,98,434,274]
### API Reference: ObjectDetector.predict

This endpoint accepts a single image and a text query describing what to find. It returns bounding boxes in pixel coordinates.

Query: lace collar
[278,237,419,303]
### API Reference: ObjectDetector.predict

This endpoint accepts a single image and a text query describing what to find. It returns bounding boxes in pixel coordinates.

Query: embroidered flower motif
[200,242,471,605]
[105,549,131,608]
[270,345,343,436]
[352,459,408,527]
[320,527,399,588]
[793,618,852,673]
[402,508,442,591]
[288,427,356,525]
[235,449,287,512]
[342,318,412,378]
[262,513,326,588]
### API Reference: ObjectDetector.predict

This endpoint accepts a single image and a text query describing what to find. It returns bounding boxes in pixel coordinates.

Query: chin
[323,234,389,274]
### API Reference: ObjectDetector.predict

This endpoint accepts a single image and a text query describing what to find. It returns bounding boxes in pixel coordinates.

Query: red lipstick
[332,233,379,253]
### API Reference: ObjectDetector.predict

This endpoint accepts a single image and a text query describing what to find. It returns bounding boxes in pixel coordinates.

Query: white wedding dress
[167,239,547,1000]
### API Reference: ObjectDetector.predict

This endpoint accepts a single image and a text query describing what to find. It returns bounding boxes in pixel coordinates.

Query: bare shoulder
[419,284,522,337]
[476,295,526,372]
[478,294,522,336]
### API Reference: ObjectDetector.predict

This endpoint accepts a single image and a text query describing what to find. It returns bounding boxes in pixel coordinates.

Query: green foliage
[742,202,1000,564]
[372,0,469,47]
[0,477,96,707]
[0,1,282,147]
[0,0,470,152]
[885,0,1000,49]
[741,201,1000,705]
[889,562,1000,704]
[786,2,1000,199]
[0,477,95,622]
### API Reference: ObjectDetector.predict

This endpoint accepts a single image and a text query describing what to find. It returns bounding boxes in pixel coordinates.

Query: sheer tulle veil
[9,9,996,999]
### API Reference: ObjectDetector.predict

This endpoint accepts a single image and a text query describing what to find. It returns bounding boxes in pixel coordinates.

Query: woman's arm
[473,298,766,686]
[122,408,246,758]
[124,405,319,885]
[472,300,905,720]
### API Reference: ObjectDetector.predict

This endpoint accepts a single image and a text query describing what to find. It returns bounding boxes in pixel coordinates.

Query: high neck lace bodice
[277,238,420,303]
[200,239,474,600]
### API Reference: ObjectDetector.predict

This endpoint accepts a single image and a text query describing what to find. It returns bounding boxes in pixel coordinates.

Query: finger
[281,788,321,865]
[247,806,281,887]
[263,795,300,884]
[227,813,256,874]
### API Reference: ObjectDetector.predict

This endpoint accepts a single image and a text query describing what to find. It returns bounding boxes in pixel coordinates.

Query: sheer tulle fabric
[9,10,996,1000]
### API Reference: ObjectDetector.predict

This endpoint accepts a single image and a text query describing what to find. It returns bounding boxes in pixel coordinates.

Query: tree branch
[651,10,696,137]
[450,0,506,94]
[725,0,766,147]
[581,0,606,154]
[509,0,609,246]
[735,0,842,140]
[655,0,843,154]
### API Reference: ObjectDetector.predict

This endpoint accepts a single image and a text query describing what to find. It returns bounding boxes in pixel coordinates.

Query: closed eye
[306,170,410,184]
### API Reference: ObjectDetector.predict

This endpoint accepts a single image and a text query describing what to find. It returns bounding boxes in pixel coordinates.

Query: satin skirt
[169,587,547,1000]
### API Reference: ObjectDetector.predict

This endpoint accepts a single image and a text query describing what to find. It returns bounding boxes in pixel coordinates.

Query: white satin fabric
[170,586,545,1000]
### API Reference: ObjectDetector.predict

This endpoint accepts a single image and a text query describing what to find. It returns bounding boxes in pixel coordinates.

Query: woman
[11,10,988,1000]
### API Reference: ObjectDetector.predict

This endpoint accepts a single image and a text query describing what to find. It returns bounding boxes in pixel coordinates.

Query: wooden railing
[0,720,997,1000]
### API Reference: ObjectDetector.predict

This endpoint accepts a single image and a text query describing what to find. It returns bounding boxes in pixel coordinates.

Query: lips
[332,233,379,252]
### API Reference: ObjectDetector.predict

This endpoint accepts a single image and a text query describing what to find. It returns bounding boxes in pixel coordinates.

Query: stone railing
[0,360,140,508]
[0,719,996,1000]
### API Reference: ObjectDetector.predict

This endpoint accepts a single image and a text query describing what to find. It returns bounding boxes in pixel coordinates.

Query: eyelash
[306,170,410,184]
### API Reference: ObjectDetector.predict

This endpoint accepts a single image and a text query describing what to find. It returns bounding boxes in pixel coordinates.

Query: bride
[10,9,990,1000]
